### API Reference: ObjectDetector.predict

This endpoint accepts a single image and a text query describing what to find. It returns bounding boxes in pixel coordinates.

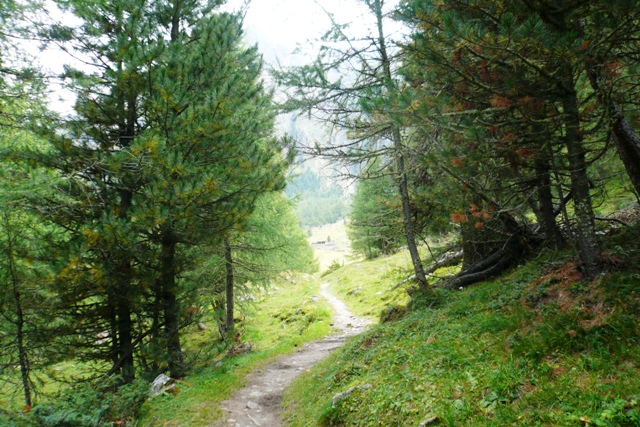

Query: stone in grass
[331,384,372,408]
[419,416,438,426]
[150,374,171,396]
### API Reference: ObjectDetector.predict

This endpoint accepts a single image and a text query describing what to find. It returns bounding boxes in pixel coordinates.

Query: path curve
[216,283,368,427]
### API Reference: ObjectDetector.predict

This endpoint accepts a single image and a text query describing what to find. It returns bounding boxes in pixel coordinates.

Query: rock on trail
[216,283,368,427]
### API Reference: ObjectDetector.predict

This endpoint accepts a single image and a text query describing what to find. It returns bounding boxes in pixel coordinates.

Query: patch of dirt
[215,283,369,427]
[524,261,612,329]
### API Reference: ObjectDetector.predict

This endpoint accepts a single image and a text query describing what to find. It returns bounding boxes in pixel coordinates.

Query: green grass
[282,242,640,426]
[323,246,459,322]
[137,272,332,427]
[309,220,359,271]
[321,251,413,322]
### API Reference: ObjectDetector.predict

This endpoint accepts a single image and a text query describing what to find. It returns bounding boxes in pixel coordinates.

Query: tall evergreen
[275,0,433,294]
[348,173,404,259]
[399,0,608,277]
[0,93,56,408]
[36,0,289,380]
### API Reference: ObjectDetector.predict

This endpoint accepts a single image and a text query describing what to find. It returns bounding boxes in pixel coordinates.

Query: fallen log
[391,250,463,290]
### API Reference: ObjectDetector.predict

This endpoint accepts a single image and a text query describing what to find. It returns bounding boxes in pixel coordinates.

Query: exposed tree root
[440,218,534,289]
[442,249,516,289]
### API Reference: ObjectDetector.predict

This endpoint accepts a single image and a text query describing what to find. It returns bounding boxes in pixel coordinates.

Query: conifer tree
[190,192,317,340]
[0,94,56,408]
[348,172,404,259]
[275,0,433,293]
[399,0,606,278]
[135,9,289,376]
[38,0,290,380]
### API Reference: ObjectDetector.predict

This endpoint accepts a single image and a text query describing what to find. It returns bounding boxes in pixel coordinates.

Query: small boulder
[150,374,171,396]
[331,384,372,408]
[419,416,438,426]
[246,401,260,410]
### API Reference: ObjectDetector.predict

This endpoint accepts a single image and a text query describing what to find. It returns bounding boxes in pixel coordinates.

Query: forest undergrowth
[0,272,331,427]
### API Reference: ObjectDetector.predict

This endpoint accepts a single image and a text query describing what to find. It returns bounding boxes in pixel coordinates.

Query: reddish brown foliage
[491,94,511,109]
[451,213,468,223]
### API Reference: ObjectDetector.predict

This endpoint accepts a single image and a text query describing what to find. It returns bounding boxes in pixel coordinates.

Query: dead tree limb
[391,250,463,291]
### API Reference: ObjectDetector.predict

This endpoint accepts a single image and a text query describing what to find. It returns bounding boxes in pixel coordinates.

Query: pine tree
[135,9,290,376]
[275,0,433,294]
[37,0,290,380]
[399,0,607,278]
[0,91,56,408]
[189,192,317,340]
[348,173,404,259]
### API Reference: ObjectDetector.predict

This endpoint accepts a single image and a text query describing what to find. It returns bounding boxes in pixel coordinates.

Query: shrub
[321,260,343,277]
[32,377,148,427]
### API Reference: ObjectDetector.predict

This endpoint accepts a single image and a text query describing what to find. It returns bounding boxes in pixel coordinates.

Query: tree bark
[223,238,235,340]
[445,249,515,289]
[115,188,135,384]
[107,292,120,375]
[14,287,31,408]
[534,156,565,249]
[587,64,640,197]
[3,213,32,407]
[115,281,134,383]
[372,0,431,294]
[391,250,463,290]
[561,76,601,277]
[160,232,184,378]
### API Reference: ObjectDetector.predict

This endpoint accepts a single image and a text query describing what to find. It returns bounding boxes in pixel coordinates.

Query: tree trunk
[372,0,431,294]
[160,232,184,378]
[107,292,120,374]
[587,64,640,197]
[116,281,134,383]
[115,188,135,383]
[394,132,430,292]
[445,249,515,289]
[535,156,565,249]
[223,238,235,340]
[561,78,601,277]
[3,213,32,407]
[14,288,31,408]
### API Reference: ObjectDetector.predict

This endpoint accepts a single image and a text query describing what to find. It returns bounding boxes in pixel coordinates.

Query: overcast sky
[224,0,399,65]
[227,0,355,48]
[41,0,399,113]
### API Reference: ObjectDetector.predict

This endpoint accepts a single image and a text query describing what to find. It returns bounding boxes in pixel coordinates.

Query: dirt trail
[216,283,368,427]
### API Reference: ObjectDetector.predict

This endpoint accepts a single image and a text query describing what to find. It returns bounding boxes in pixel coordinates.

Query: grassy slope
[320,251,412,322]
[283,232,640,426]
[137,272,332,427]
[310,220,358,271]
